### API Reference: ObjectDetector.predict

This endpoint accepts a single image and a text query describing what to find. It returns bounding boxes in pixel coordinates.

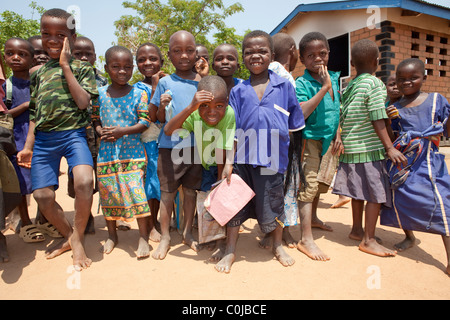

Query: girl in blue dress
[92,46,152,259]
[380,58,450,275]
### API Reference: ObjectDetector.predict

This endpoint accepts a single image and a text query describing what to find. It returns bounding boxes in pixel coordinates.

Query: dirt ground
[1,150,450,301]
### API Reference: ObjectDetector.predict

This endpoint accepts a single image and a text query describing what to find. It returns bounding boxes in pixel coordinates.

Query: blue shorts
[227,164,286,234]
[200,166,219,192]
[31,128,93,192]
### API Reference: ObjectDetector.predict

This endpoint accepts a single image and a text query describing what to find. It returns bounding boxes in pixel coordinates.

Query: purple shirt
[230,71,305,174]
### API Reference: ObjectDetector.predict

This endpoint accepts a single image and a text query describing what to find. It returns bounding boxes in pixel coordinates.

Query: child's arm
[164,90,214,136]
[7,101,29,118]
[17,120,36,168]
[300,66,332,119]
[155,93,172,123]
[101,123,148,142]
[216,146,235,185]
[60,38,91,110]
[331,125,344,156]
[372,119,407,166]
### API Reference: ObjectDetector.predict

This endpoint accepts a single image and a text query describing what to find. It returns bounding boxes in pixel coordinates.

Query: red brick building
[271,0,450,100]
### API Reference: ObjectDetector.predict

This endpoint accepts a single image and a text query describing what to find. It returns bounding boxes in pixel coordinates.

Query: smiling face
[300,39,329,75]
[73,39,96,66]
[212,44,239,77]
[243,36,273,76]
[396,63,426,97]
[4,39,34,72]
[136,45,163,79]
[41,16,76,60]
[105,51,134,86]
[168,31,197,73]
[198,89,228,126]
[29,38,50,66]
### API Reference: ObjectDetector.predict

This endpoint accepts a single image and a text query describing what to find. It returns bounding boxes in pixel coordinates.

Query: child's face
[4,39,34,72]
[105,52,134,86]
[243,36,274,76]
[41,16,76,60]
[168,33,197,72]
[198,89,228,126]
[29,38,50,66]
[212,45,239,77]
[73,40,96,66]
[386,75,401,101]
[300,40,329,74]
[196,46,210,63]
[396,64,426,97]
[136,46,162,79]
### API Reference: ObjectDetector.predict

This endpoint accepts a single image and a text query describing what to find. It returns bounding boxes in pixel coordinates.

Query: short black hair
[105,46,133,64]
[198,75,227,96]
[136,43,163,62]
[27,35,42,43]
[397,58,425,75]
[5,37,35,56]
[243,30,274,55]
[351,39,379,69]
[41,8,76,35]
[272,33,296,61]
[299,32,329,57]
[75,36,95,49]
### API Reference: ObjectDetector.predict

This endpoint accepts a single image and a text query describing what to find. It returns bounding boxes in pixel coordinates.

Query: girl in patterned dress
[92,46,152,259]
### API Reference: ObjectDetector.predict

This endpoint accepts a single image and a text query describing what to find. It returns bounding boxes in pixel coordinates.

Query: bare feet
[69,234,92,271]
[183,234,199,252]
[101,236,117,254]
[0,234,9,263]
[273,245,295,267]
[209,242,226,262]
[152,236,170,260]
[283,228,297,248]
[311,218,333,232]
[215,252,235,273]
[394,237,416,252]
[297,239,330,261]
[137,237,150,259]
[149,228,161,243]
[359,238,397,257]
[259,234,271,249]
[45,238,71,260]
[331,196,351,209]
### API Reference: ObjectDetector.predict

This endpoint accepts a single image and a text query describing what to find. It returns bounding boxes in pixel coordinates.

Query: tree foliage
[114,0,249,80]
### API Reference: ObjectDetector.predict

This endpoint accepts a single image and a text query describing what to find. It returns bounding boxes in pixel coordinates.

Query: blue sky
[4,0,449,67]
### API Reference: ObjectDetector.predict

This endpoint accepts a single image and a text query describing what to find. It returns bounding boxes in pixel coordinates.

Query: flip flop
[19,225,46,243]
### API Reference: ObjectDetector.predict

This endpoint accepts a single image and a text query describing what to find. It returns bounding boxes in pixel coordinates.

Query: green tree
[114,0,248,81]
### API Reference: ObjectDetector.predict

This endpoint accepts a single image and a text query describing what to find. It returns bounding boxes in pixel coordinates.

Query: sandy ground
[1,151,450,301]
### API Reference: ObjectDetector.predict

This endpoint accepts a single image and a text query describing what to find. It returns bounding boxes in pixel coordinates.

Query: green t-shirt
[29,58,99,132]
[179,105,236,170]
[339,73,388,163]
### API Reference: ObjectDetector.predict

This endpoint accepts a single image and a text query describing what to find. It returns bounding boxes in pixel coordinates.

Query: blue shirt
[150,74,199,149]
[230,70,305,174]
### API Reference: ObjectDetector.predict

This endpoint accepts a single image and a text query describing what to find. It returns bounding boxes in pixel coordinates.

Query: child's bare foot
[201,241,216,251]
[152,236,170,260]
[359,238,397,257]
[137,237,150,259]
[331,196,351,208]
[394,236,416,252]
[259,234,272,249]
[183,234,199,252]
[209,242,226,262]
[101,238,117,254]
[0,234,9,263]
[273,245,295,267]
[215,252,235,273]
[297,239,330,261]
[311,218,333,231]
[69,234,92,271]
[45,238,71,259]
[149,228,161,243]
[283,228,297,248]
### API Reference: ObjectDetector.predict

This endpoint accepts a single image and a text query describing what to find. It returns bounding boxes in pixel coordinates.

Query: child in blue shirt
[149,30,203,260]
[216,30,305,273]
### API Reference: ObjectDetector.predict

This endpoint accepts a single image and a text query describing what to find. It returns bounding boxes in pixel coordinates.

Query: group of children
[0,8,449,276]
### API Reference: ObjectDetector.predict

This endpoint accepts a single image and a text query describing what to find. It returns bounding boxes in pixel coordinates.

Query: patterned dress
[92,86,151,222]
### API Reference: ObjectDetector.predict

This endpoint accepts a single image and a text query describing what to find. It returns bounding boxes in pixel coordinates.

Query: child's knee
[73,173,93,196]
[33,188,55,207]
[182,187,196,199]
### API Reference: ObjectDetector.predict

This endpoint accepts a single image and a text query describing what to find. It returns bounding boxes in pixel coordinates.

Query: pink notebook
[204,174,255,226]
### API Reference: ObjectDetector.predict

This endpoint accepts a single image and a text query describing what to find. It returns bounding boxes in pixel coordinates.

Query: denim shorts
[227,164,286,234]
[31,128,93,191]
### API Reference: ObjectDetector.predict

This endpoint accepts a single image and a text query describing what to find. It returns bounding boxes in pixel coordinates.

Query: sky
[4,0,449,67]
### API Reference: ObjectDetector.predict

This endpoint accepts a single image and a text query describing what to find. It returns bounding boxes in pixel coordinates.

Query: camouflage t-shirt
[29,58,99,132]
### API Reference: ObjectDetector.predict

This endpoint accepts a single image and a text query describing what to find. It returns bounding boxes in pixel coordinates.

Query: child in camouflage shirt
[17,9,99,271]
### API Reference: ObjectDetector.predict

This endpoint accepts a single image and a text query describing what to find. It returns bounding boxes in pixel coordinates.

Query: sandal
[36,222,63,238]
[19,225,46,243]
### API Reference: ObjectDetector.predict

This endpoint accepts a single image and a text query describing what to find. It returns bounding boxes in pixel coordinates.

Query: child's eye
[199,104,208,108]
[216,104,225,108]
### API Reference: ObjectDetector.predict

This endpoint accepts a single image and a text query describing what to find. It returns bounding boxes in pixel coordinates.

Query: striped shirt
[340,74,388,163]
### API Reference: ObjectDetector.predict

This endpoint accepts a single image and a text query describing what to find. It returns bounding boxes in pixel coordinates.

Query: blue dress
[92,86,152,222]
[380,93,450,236]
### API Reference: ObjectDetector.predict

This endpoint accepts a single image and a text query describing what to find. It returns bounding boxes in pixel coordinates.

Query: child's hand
[386,146,407,167]
[195,57,209,78]
[151,71,167,89]
[101,127,125,142]
[17,149,33,169]
[386,105,400,119]
[160,93,172,109]
[59,37,72,67]
[191,90,214,110]
[331,137,344,157]
[221,163,233,185]
[318,65,332,90]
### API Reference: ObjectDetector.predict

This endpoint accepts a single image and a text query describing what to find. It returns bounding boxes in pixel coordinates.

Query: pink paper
[204,174,255,226]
